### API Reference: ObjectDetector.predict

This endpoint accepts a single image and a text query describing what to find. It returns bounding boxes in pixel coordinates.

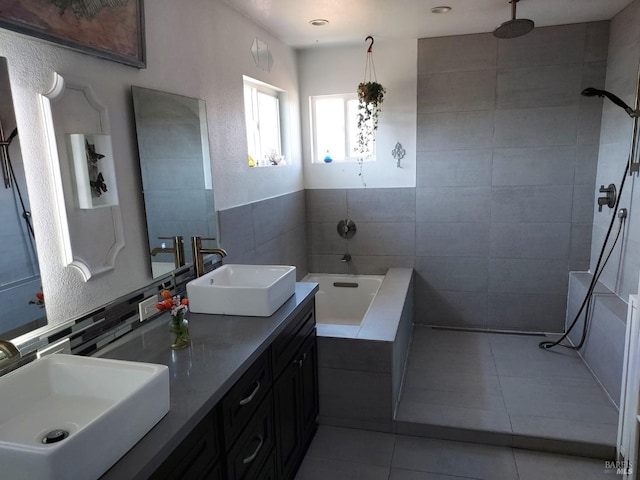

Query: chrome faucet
[0,339,20,365]
[192,236,227,277]
[150,235,185,268]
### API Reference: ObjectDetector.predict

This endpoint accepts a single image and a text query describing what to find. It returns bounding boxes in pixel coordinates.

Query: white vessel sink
[0,354,169,480]
[187,264,296,317]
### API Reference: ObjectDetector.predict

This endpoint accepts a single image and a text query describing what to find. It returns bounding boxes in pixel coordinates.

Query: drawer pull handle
[239,380,261,406]
[242,434,264,464]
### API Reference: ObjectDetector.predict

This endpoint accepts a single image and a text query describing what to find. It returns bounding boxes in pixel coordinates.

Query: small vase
[169,313,190,350]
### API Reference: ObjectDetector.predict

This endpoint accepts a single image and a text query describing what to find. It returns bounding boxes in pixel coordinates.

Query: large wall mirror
[132,86,218,279]
[0,57,47,339]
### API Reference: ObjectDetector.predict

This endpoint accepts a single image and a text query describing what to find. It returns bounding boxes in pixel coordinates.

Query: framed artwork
[0,0,146,68]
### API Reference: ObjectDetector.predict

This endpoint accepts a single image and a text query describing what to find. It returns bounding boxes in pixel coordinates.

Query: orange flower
[156,302,166,310]
[160,290,172,300]
[181,298,189,306]
[163,298,173,309]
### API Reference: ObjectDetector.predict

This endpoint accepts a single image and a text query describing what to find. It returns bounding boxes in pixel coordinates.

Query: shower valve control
[597,184,617,212]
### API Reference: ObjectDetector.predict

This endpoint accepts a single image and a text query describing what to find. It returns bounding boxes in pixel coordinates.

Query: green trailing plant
[356,81,385,155]
[356,81,385,186]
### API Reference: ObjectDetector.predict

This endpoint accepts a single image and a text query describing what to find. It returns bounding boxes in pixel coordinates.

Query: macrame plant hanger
[363,35,378,83]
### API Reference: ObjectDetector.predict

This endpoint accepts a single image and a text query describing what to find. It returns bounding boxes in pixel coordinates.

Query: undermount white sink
[0,354,169,480]
[187,264,296,317]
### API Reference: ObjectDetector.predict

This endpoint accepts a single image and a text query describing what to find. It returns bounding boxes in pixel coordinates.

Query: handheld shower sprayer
[581,87,639,118]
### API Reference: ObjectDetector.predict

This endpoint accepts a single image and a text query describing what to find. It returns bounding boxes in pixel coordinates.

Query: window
[310,93,374,163]
[243,77,286,167]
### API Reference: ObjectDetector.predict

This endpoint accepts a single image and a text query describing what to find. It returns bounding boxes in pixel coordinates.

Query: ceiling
[223,0,634,49]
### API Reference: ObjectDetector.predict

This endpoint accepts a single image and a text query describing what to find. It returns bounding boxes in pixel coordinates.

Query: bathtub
[304,273,384,327]
[303,268,414,432]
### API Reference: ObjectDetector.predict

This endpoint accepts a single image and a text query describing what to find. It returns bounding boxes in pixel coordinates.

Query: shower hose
[539,160,629,351]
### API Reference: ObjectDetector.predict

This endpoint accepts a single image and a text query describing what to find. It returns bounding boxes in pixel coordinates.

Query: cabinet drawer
[226,394,275,480]
[222,349,272,448]
[272,303,315,378]
[150,410,220,480]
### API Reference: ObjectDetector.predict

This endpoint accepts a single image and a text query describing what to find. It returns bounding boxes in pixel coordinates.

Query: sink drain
[41,429,69,444]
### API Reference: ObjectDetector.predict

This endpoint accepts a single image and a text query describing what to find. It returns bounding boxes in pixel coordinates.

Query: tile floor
[294,425,616,480]
[394,327,618,457]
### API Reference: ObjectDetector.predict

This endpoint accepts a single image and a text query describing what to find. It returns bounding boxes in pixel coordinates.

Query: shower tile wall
[218,190,308,280]
[307,22,608,333]
[415,22,607,332]
[591,0,640,299]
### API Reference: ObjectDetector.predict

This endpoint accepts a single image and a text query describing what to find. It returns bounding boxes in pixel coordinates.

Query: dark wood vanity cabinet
[149,409,222,480]
[150,300,318,480]
[273,332,318,479]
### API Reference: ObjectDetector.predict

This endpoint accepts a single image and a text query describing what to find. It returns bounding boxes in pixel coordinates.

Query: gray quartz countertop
[97,281,318,480]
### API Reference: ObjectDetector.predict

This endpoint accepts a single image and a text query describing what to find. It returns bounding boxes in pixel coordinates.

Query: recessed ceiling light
[431,6,452,14]
[309,19,329,26]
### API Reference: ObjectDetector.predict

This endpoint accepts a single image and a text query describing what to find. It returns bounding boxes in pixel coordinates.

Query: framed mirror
[0,57,47,339]
[131,86,218,279]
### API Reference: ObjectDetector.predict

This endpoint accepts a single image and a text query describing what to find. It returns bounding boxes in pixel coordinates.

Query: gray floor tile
[294,457,390,480]
[392,436,519,480]
[493,354,595,381]
[509,414,618,446]
[499,375,616,411]
[304,425,396,467]
[395,401,512,433]
[400,385,507,412]
[390,468,481,480]
[402,368,503,393]
[514,449,614,479]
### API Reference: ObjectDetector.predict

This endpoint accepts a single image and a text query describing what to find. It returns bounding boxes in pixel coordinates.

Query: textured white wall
[298,39,417,189]
[0,0,302,328]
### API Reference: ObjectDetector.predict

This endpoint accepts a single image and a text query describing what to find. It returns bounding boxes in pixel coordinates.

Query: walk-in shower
[541,73,640,352]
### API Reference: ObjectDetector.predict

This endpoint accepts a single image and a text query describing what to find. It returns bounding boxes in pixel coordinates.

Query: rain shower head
[493,0,534,39]
[582,87,637,118]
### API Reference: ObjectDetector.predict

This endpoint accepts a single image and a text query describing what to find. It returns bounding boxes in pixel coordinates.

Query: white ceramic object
[187,264,296,317]
[0,354,169,480]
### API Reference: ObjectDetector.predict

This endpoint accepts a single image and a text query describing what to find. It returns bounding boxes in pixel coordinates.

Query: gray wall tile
[417,149,493,187]
[308,222,348,255]
[490,222,571,259]
[306,189,347,223]
[492,147,575,186]
[416,187,491,223]
[347,188,415,222]
[348,222,415,256]
[418,34,497,74]
[416,222,490,257]
[413,284,488,329]
[497,23,587,69]
[570,223,593,262]
[489,258,569,295]
[494,106,579,148]
[572,183,596,223]
[496,64,582,109]
[491,186,573,223]
[584,21,610,62]
[218,203,255,254]
[488,293,567,332]
[415,256,488,293]
[418,70,495,113]
[417,111,495,151]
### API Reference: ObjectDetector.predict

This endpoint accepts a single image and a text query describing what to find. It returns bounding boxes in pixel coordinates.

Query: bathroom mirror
[131,86,218,279]
[0,57,47,339]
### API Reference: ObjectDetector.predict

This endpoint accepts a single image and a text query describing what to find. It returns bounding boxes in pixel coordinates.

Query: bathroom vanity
[97,282,319,480]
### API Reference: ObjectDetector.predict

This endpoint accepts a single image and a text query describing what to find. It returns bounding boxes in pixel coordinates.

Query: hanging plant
[355,36,386,177]
[356,81,386,151]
